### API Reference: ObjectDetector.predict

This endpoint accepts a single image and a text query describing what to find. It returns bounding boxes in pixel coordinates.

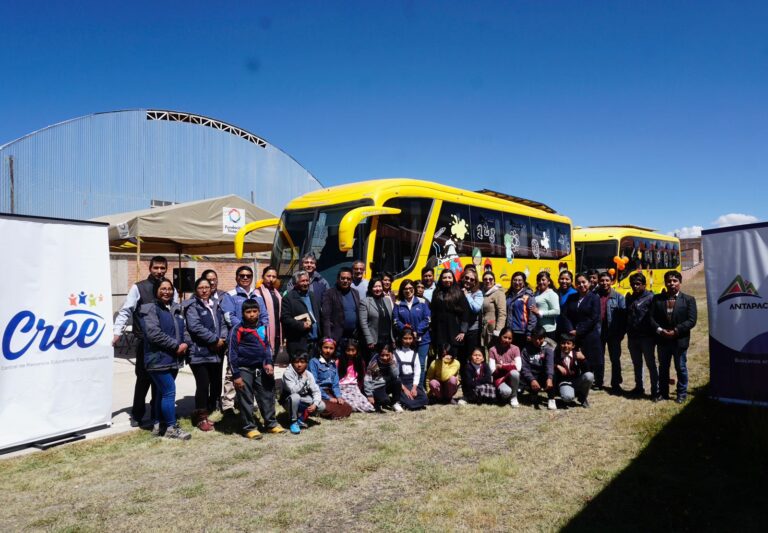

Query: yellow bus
[574,226,681,293]
[235,178,574,290]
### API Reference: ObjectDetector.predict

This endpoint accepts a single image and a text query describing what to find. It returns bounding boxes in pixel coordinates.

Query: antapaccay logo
[2,293,107,361]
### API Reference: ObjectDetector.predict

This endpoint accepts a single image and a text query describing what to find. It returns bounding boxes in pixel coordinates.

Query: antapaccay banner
[703,221,768,406]
[0,215,113,450]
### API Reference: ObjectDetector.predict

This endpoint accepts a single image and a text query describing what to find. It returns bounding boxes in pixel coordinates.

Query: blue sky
[2,1,766,236]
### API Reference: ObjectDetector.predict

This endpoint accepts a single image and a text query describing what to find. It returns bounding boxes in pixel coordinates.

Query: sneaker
[547,399,557,411]
[289,422,301,435]
[297,419,309,428]
[675,396,687,404]
[245,429,263,440]
[151,423,162,437]
[163,425,191,441]
[581,399,590,408]
[266,425,286,434]
[457,399,467,406]
[393,402,404,412]
[510,397,519,408]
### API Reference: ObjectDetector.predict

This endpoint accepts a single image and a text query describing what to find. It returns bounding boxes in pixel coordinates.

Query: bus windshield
[271,200,373,283]
[575,240,618,272]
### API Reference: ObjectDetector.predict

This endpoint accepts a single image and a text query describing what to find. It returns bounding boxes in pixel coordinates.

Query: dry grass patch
[4,272,755,532]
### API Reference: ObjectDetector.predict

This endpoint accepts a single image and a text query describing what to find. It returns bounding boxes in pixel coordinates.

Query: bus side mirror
[338,206,402,252]
[234,218,280,258]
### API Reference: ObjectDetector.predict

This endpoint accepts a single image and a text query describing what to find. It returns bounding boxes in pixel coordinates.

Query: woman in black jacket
[430,269,469,361]
[561,273,602,390]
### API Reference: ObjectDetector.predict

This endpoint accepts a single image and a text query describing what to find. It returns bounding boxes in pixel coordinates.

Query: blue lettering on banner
[2,309,106,361]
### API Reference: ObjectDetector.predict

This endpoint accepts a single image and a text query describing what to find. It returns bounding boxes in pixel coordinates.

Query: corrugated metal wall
[0,110,321,219]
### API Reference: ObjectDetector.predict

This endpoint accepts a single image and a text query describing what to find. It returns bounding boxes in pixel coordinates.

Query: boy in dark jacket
[231,300,285,439]
[554,333,594,408]
[521,327,556,410]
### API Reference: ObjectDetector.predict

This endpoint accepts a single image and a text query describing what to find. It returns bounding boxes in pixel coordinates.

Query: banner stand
[0,213,114,453]
[703,221,768,406]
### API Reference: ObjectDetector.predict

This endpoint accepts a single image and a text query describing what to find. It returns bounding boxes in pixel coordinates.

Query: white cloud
[668,226,703,238]
[711,213,760,228]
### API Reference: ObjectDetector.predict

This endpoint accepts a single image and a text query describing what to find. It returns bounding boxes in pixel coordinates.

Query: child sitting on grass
[231,300,285,439]
[309,338,352,419]
[555,333,594,408]
[521,327,556,410]
[462,347,496,404]
[281,352,326,434]
[337,339,375,412]
[394,328,429,411]
[426,344,461,404]
[489,327,522,407]
[364,344,401,412]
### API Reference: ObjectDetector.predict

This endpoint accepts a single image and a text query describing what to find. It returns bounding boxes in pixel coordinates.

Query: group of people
[113,253,697,441]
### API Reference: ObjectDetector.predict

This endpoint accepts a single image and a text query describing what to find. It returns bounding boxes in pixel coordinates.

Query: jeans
[628,336,658,395]
[148,369,178,426]
[282,393,325,422]
[131,341,157,422]
[558,372,594,402]
[658,344,688,398]
[602,335,623,388]
[236,366,278,431]
[417,343,429,388]
[496,370,521,399]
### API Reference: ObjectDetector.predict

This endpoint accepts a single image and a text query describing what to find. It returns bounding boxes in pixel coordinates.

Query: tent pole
[136,233,141,280]
[178,249,182,300]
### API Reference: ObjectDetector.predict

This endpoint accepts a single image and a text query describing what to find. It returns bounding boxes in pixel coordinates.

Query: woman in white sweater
[531,271,560,344]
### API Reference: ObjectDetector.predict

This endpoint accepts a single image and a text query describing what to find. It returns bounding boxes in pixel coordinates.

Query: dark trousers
[190,361,223,412]
[658,344,689,399]
[459,330,481,396]
[601,335,623,388]
[372,378,402,409]
[522,369,556,399]
[131,341,158,422]
[235,366,278,431]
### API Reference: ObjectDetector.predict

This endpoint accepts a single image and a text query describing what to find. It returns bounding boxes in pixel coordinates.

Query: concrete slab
[2,349,287,459]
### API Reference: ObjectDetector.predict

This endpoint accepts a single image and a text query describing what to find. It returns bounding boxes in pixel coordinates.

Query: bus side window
[552,222,571,259]
[502,213,530,260]
[469,207,504,262]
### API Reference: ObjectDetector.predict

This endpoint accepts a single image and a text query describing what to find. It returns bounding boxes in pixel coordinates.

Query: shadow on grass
[563,387,768,532]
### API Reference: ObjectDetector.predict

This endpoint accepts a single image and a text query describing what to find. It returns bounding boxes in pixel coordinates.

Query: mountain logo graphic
[718,275,761,304]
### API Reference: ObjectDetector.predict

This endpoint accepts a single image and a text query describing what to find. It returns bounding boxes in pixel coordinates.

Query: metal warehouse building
[0,109,322,219]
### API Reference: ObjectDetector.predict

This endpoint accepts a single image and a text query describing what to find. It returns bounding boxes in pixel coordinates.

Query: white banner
[222,207,246,235]
[0,215,113,450]
[703,222,768,405]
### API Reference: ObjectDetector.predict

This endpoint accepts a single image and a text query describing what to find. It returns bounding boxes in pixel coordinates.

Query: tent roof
[91,195,277,254]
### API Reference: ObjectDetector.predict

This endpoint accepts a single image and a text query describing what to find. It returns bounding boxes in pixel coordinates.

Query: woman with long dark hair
[430,269,469,358]
[531,271,560,344]
[481,270,507,348]
[505,271,537,350]
[561,272,602,390]
[393,278,431,387]
[460,267,484,362]
[185,277,228,431]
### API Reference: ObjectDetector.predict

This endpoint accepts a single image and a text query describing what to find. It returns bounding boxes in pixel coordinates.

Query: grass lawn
[3,272,768,532]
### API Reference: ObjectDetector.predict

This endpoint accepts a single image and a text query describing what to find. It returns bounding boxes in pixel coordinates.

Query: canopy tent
[91,195,277,255]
